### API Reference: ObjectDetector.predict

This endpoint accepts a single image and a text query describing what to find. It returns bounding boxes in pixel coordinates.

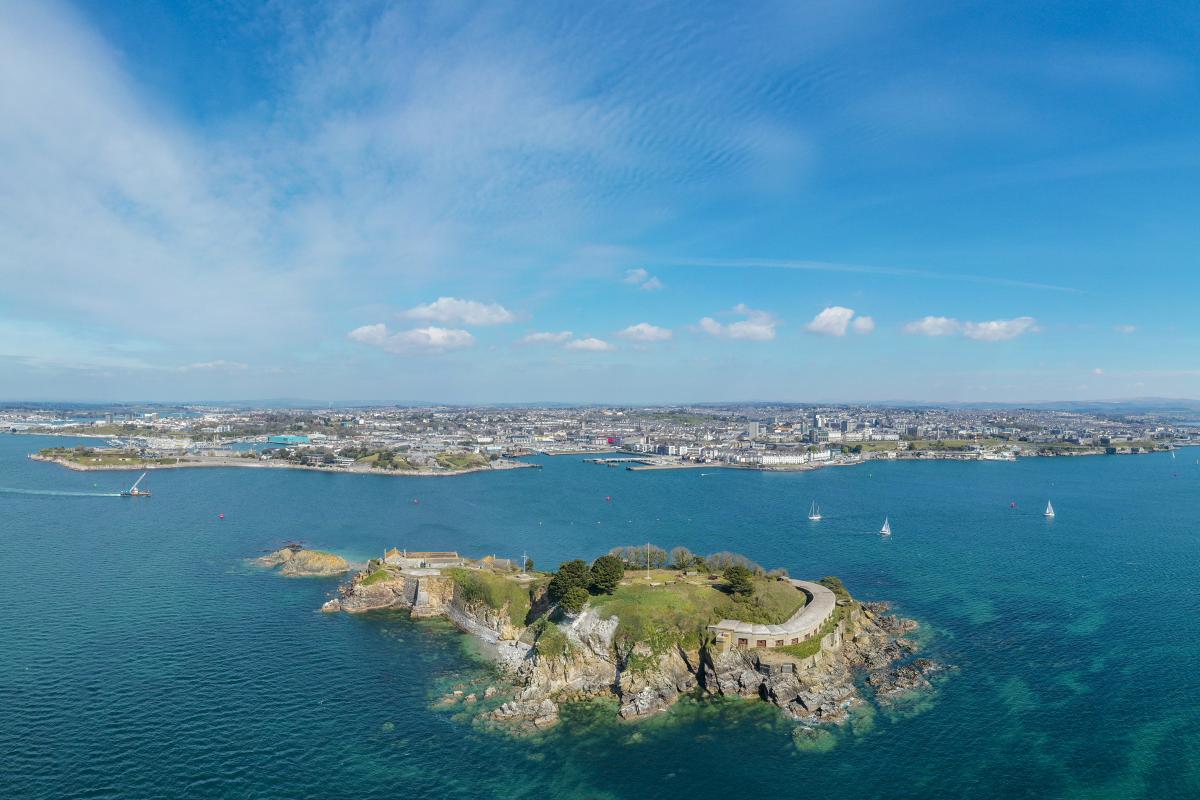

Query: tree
[669,546,694,571]
[589,554,625,594]
[723,564,754,596]
[548,560,590,601]
[559,585,589,615]
[523,557,535,572]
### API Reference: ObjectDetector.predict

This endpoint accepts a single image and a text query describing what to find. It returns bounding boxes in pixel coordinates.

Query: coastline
[27,452,537,478]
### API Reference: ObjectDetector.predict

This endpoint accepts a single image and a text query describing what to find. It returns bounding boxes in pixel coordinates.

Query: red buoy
[219,513,225,520]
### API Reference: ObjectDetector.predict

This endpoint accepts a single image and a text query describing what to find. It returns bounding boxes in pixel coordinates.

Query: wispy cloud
[617,322,672,342]
[623,268,664,291]
[1113,324,1137,334]
[697,304,777,341]
[564,337,616,352]
[903,315,1040,341]
[659,258,1080,293]
[520,330,573,344]
[348,323,474,352]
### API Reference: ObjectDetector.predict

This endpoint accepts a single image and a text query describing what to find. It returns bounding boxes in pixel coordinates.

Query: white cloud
[903,316,962,336]
[1113,324,1137,334]
[852,315,875,334]
[348,323,474,352]
[521,330,573,344]
[564,337,616,352]
[805,306,857,337]
[402,297,515,326]
[1093,368,1104,376]
[962,316,1040,341]
[617,322,672,342]
[623,268,664,291]
[902,315,1039,341]
[697,304,777,341]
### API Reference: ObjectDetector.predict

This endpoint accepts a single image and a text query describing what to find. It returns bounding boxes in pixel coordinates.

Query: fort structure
[707,578,838,651]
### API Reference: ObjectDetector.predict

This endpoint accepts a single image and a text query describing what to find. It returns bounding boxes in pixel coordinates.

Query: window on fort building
[737,638,748,647]
[791,638,799,645]
[756,639,767,648]
[775,640,784,647]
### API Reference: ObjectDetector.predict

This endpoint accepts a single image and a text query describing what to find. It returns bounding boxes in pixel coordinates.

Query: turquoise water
[2,434,1199,799]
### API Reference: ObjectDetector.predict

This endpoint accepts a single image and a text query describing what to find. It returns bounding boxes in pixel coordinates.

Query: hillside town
[3,402,1198,474]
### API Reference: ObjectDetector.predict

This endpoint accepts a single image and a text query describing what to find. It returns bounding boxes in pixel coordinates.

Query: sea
[2,434,1198,799]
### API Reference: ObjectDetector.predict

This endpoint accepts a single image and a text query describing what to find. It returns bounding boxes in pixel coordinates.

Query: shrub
[559,585,590,614]
[669,546,694,570]
[706,551,761,573]
[723,565,754,596]
[589,554,625,594]
[548,559,590,601]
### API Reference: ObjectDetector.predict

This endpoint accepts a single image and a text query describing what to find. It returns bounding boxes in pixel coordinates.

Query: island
[321,546,944,731]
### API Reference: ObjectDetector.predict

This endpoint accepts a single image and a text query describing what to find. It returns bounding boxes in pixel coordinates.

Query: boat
[1044,501,1055,518]
[807,500,822,521]
[880,516,891,536]
[120,472,151,497]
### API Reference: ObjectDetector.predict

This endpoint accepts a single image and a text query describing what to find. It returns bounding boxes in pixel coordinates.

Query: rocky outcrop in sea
[256,548,350,577]
[325,567,946,732]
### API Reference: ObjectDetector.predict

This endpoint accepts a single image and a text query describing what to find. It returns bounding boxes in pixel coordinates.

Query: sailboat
[807,500,822,521]
[1044,501,1055,518]
[880,516,891,536]
[120,472,151,497]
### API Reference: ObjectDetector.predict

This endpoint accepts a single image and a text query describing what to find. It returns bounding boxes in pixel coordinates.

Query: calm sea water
[2,434,1199,799]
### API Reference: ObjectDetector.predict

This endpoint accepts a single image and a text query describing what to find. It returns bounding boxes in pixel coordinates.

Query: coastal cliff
[323,563,943,732]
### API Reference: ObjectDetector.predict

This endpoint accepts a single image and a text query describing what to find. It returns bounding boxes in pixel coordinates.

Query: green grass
[444,568,534,626]
[359,568,394,586]
[435,452,488,470]
[589,575,807,651]
[774,604,849,660]
[531,618,570,658]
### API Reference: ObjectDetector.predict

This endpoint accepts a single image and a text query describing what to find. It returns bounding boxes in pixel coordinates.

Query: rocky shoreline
[322,566,946,733]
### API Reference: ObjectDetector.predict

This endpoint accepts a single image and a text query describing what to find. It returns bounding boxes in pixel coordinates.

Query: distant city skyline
[2,1,1198,402]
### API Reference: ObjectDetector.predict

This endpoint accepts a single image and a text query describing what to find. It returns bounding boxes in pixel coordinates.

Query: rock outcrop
[325,567,945,732]
[256,548,350,577]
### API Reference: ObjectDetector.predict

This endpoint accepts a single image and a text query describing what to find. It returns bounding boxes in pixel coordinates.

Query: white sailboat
[807,500,822,521]
[880,516,891,536]
[1044,501,1055,518]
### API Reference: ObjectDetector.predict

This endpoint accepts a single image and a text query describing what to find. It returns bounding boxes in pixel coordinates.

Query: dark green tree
[548,559,590,601]
[559,585,590,614]
[723,564,754,596]
[588,554,625,594]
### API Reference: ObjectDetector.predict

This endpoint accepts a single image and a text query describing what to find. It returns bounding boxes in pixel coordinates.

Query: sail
[1045,501,1055,517]
[881,517,891,535]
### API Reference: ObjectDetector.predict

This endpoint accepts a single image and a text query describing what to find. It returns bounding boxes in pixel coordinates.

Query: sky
[2,0,1199,404]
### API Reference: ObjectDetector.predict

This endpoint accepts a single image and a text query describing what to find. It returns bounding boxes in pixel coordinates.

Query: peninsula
[321,546,943,731]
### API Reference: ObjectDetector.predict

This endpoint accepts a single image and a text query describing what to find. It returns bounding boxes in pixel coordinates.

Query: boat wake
[0,487,123,498]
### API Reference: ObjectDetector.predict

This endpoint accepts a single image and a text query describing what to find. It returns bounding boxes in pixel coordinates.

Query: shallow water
[2,434,1198,799]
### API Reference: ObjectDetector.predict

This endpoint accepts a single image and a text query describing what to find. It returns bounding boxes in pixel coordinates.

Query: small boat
[880,516,891,536]
[1044,501,1055,518]
[807,500,822,521]
[120,472,151,497]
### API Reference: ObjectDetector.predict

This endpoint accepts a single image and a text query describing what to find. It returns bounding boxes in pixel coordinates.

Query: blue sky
[2,0,1198,403]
